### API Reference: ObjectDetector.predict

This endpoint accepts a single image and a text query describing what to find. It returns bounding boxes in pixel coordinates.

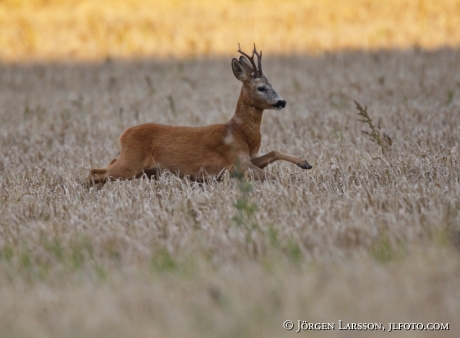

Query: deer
[86,44,312,187]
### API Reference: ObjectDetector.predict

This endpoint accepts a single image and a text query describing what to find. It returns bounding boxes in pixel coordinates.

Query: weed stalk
[355,100,392,154]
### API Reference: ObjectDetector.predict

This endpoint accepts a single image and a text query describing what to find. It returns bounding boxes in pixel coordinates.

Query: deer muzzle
[273,100,287,109]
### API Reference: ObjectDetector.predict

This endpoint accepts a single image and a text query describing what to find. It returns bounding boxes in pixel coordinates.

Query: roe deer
[86,44,312,187]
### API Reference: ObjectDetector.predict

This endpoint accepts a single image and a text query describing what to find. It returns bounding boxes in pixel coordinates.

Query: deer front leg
[251,151,312,170]
[245,162,277,181]
[233,161,277,181]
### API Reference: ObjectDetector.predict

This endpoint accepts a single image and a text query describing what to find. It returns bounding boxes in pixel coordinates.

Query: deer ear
[232,58,250,82]
[239,56,254,74]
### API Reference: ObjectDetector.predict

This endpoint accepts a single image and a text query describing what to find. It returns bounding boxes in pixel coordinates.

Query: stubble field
[1,1,460,337]
[1,47,460,338]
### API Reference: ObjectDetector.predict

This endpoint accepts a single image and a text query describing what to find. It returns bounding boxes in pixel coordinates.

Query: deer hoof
[297,161,312,170]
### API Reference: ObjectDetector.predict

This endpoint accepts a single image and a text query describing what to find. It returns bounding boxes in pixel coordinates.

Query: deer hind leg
[85,168,110,188]
[86,152,156,188]
[104,152,156,181]
[84,157,119,187]
[251,151,312,170]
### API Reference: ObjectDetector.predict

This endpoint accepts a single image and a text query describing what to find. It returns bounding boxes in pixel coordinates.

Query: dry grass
[1,0,460,61]
[1,47,460,337]
[1,0,460,336]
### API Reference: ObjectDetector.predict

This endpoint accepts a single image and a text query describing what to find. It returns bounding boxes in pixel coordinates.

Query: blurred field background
[1,0,460,61]
[1,0,460,337]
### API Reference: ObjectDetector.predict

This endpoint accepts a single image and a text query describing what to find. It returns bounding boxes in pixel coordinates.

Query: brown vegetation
[1,0,460,337]
[1,47,460,337]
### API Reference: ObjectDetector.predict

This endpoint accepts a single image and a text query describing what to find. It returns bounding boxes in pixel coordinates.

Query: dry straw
[1,0,460,337]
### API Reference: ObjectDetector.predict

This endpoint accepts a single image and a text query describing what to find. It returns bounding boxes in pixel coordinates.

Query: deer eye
[257,87,267,92]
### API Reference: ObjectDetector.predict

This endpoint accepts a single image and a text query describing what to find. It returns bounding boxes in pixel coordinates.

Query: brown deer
[86,44,312,187]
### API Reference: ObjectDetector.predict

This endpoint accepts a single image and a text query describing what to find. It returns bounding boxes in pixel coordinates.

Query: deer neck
[230,90,263,156]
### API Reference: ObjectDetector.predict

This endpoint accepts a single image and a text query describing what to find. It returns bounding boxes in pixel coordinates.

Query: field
[1,0,460,60]
[1,1,460,337]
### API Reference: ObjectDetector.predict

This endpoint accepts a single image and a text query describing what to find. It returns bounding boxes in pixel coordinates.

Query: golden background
[1,0,460,61]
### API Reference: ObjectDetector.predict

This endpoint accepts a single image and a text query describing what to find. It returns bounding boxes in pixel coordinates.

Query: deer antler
[237,43,263,77]
[253,43,263,76]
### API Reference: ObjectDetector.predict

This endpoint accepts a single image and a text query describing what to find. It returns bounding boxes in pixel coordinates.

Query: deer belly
[151,148,232,177]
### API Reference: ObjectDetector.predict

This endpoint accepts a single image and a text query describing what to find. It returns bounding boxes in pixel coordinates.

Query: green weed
[371,232,406,263]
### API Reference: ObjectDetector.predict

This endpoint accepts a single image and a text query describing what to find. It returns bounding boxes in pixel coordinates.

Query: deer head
[231,44,286,110]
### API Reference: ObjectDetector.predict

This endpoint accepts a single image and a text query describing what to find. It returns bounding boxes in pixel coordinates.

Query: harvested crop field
[1,1,460,337]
